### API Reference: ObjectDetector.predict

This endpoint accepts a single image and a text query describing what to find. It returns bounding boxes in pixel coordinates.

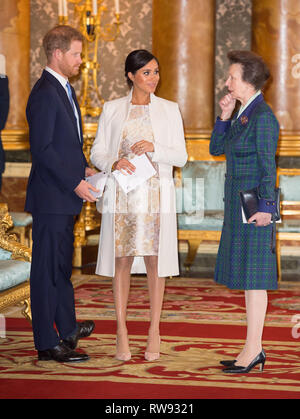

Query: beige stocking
[144,256,165,353]
[236,290,268,366]
[113,256,134,354]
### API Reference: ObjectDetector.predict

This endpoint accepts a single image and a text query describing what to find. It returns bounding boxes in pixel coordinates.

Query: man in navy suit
[26,25,98,363]
[0,74,9,191]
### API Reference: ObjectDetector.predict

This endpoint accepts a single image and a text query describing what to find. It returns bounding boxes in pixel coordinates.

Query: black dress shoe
[222,350,266,374]
[38,342,89,363]
[63,320,95,350]
[220,359,236,366]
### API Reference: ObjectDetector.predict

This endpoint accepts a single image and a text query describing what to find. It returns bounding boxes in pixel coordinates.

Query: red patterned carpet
[0,275,300,399]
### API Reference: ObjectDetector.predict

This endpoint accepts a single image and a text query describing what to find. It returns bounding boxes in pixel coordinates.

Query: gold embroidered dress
[115,104,160,257]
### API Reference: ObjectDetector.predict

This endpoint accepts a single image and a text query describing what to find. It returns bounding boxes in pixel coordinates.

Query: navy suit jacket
[25,70,88,215]
[0,76,9,175]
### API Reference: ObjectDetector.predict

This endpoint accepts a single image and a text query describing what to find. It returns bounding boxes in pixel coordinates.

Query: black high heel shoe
[220,359,236,367]
[222,349,266,374]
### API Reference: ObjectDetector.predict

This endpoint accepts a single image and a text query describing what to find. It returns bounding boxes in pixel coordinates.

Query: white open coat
[90,91,187,277]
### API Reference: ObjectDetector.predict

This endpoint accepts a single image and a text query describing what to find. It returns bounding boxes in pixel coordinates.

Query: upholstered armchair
[276,168,300,281]
[176,139,225,271]
[0,203,31,321]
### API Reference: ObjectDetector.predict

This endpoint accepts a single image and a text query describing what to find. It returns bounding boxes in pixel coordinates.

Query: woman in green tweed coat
[210,51,279,374]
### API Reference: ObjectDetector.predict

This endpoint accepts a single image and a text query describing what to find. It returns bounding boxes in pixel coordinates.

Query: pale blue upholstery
[0,203,31,320]
[177,161,300,278]
[178,211,224,230]
[176,161,225,270]
[10,212,32,227]
[280,175,300,201]
[177,161,226,213]
[177,165,300,232]
[0,214,31,292]
[0,260,31,292]
[278,220,300,233]
[0,248,12,260]
[9,212,33,247]
[278,174,300,233]
[176,161,226,230]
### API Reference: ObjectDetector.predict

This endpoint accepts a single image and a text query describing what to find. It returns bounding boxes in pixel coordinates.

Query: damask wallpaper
[215,0,252,116]
[3,1,297,210]
[30,0,152,109]
[30,0,251,120]
[5,0,252,165]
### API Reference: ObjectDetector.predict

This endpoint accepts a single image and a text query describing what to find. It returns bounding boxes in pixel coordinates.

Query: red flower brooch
[240,115,248,125]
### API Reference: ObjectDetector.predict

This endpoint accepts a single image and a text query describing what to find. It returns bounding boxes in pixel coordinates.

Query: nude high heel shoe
[115,351,131,362]
[115,334,131,362]
[145,336,161,361]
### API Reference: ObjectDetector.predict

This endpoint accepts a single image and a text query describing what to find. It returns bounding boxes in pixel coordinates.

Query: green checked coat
[210,94,279,290]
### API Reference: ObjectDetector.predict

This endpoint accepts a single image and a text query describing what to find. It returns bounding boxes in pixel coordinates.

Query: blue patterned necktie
[66,81,76,115]
[66,81,81,142]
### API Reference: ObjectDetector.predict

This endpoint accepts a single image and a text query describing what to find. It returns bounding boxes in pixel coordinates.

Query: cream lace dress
[114,104,160,257]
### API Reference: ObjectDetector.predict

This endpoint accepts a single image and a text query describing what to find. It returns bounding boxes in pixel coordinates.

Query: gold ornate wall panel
[252,0,300,155]
[0,0,30,149]
[152,0,215,136]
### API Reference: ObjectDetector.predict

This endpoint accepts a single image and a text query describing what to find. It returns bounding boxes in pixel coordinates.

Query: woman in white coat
[90,50,187,362]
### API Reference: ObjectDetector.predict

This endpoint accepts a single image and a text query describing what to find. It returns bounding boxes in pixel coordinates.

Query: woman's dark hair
[227,50,270,90]
[125,49,159,87]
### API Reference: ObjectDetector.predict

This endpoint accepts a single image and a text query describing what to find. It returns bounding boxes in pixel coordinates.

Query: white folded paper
[112,153,156,194]
[85,171,108,199]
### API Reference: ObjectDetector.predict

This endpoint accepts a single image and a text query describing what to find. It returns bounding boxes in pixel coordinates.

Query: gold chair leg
[73,246,82,268]
[276,239,281,282]
[20,298,32,322]
[23,298,32,322]
[184,239,201,270]
[73,213,87,268]
[29,227,32,249]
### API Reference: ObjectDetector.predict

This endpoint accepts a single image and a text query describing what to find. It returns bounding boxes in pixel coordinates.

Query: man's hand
[85,167,97,177]
[74,179,99,202]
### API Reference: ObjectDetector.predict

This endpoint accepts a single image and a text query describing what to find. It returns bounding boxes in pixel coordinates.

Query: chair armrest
[0,203,31,262]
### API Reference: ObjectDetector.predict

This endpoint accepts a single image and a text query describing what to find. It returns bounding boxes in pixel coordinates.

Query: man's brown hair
[43,25,84,62]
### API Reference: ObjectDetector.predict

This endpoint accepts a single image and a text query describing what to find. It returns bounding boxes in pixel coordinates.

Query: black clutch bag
[239,187,281,253]
[239,187,280,222]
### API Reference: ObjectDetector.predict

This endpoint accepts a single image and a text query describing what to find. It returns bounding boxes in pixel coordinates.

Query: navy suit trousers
[30,213,77,350]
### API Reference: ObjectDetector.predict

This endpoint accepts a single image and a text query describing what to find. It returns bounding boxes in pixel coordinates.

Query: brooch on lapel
[240,115,248,125]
